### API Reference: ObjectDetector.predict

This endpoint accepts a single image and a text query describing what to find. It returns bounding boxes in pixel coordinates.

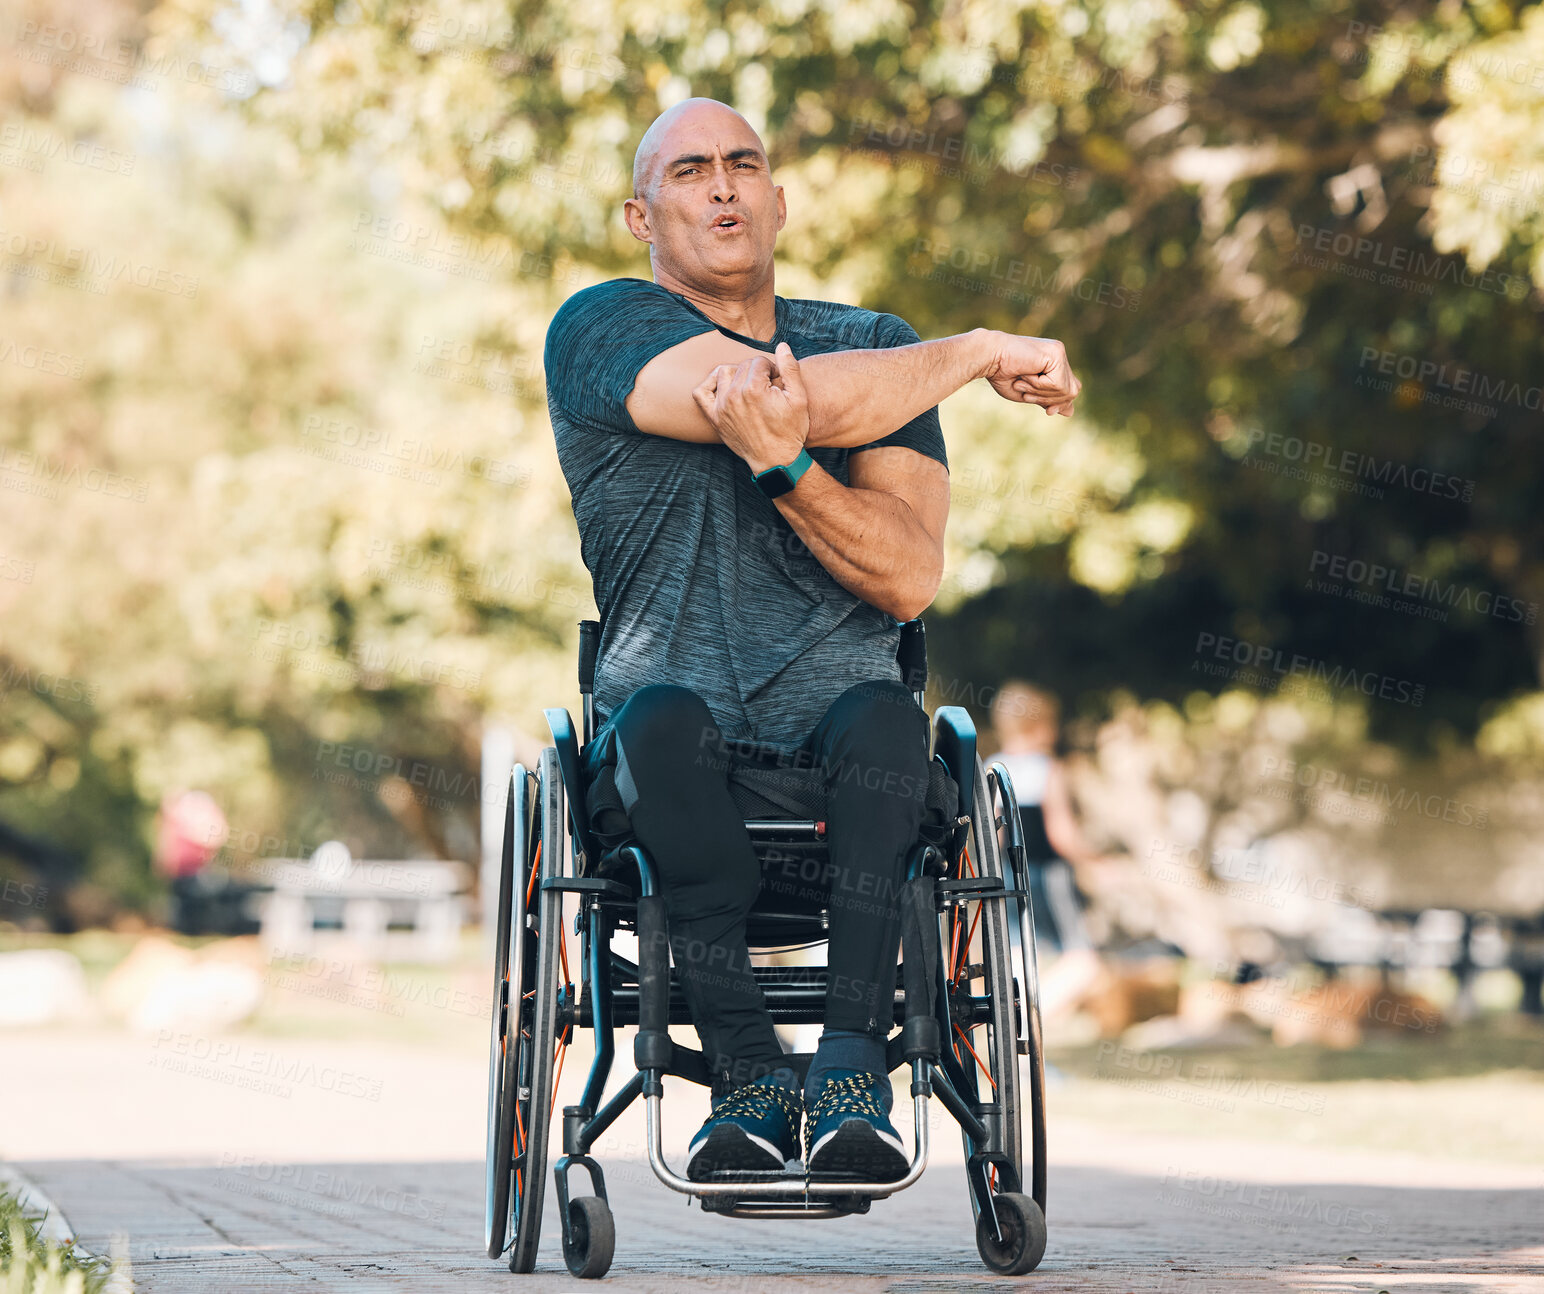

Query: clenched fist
[982,332,1082,417]
[692,341,811,474]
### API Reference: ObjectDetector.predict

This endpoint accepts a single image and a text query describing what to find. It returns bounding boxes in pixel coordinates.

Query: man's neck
[651,265,778,341]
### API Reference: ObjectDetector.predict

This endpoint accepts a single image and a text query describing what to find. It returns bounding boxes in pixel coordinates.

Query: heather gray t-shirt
[543,277,947,747]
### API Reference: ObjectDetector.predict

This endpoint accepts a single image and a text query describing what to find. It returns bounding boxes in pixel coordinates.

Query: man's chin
[695,242,771,277]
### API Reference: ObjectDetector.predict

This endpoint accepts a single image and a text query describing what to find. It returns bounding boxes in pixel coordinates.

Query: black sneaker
[804,1069,908,1181]
[685,1074,802,1180]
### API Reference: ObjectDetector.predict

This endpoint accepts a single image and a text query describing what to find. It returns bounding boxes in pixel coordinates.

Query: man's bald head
[622,96,785,301]
[631,97,763,200]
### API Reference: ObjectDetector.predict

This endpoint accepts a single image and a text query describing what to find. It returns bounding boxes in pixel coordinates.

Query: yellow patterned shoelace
[713,1079,801,1129]
[803,1072,884,1186]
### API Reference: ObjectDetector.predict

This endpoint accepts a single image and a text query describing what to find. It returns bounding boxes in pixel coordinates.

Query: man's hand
[692,341,811,473]
[982,332,1082,417]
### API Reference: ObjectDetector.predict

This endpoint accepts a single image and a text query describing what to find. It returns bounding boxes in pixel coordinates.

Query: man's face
[627,106,785,289]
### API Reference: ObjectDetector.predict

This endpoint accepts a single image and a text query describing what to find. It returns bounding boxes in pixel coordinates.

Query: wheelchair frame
[486,619,1048,1278]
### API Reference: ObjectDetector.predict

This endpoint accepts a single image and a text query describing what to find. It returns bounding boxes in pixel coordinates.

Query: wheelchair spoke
[953,1022,998,1092]
[525,841,543,904]
[551,1024,571,1110]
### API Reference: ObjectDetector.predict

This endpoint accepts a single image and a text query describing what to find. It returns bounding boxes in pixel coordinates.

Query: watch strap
[753,449,814,498]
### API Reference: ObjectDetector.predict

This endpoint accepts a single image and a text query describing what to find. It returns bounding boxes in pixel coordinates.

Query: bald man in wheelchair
[543,97,1080,1183]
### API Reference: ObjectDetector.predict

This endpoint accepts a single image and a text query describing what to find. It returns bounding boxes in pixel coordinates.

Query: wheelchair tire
[975,1191,1047,1275]
[947,757,1028,1248]
[485,749,568,1273]
[562,1196,615,1279]
[484,764,532,1259]
[989,761,1048,1215]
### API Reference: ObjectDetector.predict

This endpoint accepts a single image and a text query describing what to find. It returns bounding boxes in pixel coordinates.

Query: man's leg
[589,684,789,1092]
[801,679,929,1117]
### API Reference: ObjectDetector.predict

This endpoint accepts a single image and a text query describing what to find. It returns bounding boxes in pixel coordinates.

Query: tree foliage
[2,0,1542,911]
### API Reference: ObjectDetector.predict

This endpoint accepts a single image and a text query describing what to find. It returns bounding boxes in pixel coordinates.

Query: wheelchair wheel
[484,748,569,1272]
[562,1196,615,1279]
[946,756,1037,1269]
[976,1191,1047,1275]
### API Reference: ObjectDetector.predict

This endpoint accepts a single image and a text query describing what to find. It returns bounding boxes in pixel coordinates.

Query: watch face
[756,466,795,499]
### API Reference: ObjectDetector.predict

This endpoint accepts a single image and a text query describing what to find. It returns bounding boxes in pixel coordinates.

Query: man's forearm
[772,465,942,622]
[798,329,997,449]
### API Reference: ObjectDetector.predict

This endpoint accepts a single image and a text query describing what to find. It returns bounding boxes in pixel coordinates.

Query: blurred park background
[4,0,1544,1269]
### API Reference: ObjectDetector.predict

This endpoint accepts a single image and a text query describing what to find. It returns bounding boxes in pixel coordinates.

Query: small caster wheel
[975,1191,1046,1275]
[563,1195,615,1279]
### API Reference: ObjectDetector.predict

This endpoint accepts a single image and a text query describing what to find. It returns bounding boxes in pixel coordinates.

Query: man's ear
[774,184,786,232]
[623,197,653,244]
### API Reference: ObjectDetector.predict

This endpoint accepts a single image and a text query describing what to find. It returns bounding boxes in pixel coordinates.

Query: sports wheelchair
[485,618,1047,1278]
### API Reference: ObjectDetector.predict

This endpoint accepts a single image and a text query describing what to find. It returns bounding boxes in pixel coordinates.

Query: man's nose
[709,166,737,203]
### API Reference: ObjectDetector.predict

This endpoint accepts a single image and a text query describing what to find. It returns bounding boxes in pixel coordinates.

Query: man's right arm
[626,327,1071,449]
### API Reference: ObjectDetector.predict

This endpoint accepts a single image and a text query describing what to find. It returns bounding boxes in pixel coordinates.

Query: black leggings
[584,680,929,1090]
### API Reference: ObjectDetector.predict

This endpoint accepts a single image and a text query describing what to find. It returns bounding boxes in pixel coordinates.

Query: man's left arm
[697,346,948,622]
[773,448,947,623]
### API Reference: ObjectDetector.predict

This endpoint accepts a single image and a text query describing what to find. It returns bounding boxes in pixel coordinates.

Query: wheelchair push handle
[897,617,928,693]
[578,619,600,694]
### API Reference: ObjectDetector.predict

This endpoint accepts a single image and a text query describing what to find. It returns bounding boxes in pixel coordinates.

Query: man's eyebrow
[666,148,765,171]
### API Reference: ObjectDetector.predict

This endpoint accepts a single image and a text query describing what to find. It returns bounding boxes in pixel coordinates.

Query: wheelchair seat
[580,731,963,948]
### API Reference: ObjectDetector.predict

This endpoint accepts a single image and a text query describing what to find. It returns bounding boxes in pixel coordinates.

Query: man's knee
[822,679,927,759]
[612,684,722,758]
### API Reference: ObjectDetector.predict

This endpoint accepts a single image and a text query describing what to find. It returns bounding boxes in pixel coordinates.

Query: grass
[1047,1022,1544,1164]
[0,1185,119,1294]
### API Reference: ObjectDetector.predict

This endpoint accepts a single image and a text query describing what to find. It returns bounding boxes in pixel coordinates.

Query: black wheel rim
[947,757,1025,1221]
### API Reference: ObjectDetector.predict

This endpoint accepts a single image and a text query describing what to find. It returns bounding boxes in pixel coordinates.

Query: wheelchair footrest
[700,1191,872,1217]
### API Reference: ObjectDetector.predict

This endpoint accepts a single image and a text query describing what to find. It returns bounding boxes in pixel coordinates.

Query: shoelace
[712,1078,801,1128]
[803,1072,884,1186]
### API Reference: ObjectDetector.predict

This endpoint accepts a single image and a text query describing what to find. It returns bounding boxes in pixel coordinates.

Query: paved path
[7,1029,1543,1292]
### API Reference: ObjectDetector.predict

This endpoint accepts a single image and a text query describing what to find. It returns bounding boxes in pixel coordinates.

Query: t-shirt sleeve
[543,278,717,433]
[853,312,949,471]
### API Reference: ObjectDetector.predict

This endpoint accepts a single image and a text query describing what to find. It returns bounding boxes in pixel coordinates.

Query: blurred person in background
[989,681,1116,1024]
[154,789,228,933]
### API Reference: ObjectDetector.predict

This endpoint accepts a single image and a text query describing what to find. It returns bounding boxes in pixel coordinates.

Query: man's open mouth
[711,214,746,231]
